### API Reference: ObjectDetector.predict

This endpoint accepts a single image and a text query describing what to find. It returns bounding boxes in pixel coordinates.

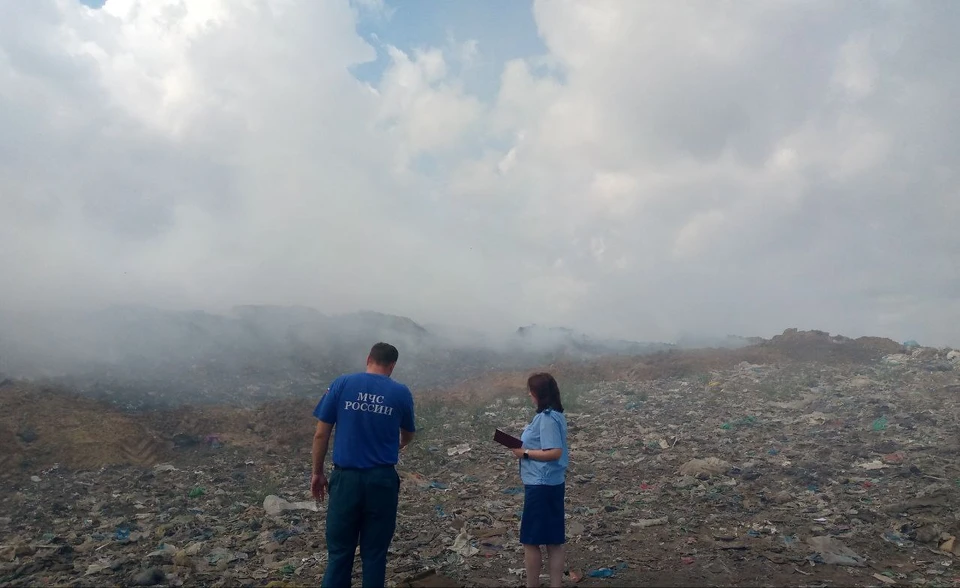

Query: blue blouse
[519,409,569,486]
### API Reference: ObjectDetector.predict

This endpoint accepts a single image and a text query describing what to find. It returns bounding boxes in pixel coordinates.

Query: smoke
[0,305,673,410]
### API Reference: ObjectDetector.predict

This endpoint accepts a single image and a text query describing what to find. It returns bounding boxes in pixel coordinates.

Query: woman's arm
[526,448,562,461]
[511,447,562,461]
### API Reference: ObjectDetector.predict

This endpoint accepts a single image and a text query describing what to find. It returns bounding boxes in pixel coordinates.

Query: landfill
[1,329,959,587]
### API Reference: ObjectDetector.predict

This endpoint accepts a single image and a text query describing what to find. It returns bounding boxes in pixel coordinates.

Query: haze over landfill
[3,0,959,347]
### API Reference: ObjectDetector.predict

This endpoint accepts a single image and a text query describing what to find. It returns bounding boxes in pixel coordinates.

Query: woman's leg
[545,544,564,588]
[524,544,542,588]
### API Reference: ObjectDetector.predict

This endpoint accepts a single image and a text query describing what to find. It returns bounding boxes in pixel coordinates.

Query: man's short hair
[368,342,399,366]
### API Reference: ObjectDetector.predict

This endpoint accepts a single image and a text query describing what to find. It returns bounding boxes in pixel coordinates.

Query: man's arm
[310,420,333,501]
[400,428,415,450]
[399,386,416,450]
[312,420,333,475]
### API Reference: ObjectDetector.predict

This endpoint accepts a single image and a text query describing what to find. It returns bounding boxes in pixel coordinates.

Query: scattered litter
[679,457,730,477]
[872,572,897,585]
[263,494,319,516]
[807,536,866,567]
[882,452,906,465]
[883,531,914,548]
[3,329,959,586]
[587,563,626,578]
[632,517,668,528]
[872,416,888,431]
[587,568,614,578]
[447,443,471,456]
[448,531,479,557]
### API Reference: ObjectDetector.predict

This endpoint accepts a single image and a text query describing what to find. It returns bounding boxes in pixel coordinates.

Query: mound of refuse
[2,340,960,587]
[763,328,905,363]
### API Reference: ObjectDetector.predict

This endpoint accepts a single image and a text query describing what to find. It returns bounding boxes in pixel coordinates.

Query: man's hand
[511,447,525,459]
[311,472,328,502]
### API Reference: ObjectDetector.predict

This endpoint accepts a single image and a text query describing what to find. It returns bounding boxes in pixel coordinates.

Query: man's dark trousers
[321,465,400,588]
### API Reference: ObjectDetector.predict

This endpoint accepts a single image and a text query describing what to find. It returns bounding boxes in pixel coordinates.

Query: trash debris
[446,443,471,456]
[679,457,730,477]
[587,568,614,578]
[263,494,319,516]
[2,328,960,586]
[448,531,479,557]
[587,563,626,578]
[807,536,866,567]
[882,531,913,548]
[882,452,906,465]
[872,572,898,585]
[632,517,668,528]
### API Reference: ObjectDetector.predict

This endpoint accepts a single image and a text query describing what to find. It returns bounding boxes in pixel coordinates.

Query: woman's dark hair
[527,372,564,413]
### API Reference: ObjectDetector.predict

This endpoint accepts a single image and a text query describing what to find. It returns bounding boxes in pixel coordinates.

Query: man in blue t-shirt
[310,342,416,588]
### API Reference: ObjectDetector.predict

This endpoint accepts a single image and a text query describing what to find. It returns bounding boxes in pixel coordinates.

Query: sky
[2,0,959,346]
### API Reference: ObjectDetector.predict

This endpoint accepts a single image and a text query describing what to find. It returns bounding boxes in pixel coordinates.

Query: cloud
[2,0,959,346]
[375,44,484,163]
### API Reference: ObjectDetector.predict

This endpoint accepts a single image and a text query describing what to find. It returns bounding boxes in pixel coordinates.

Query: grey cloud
[1,0,959,348]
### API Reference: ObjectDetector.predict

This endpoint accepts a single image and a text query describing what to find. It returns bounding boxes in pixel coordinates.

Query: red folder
[494,429,523,449]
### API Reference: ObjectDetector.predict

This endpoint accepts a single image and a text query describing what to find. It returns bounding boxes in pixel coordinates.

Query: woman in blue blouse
[509,372,569,588]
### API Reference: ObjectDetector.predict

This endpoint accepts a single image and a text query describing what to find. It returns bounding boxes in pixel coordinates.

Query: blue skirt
[519,483,565,545]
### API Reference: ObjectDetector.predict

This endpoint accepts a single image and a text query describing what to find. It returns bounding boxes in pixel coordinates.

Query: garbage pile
[1,335,959,587]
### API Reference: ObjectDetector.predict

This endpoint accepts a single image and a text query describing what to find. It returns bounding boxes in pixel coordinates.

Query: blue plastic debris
[273,529,298,543]
[587,563,627,578]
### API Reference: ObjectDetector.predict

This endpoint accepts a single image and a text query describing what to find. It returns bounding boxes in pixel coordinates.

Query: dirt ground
[2,332,959,587]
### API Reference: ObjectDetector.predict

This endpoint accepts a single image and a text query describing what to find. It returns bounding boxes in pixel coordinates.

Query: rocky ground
[2,331,960,587]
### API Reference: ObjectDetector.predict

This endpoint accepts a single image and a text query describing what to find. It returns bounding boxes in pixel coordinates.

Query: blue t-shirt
[519,409,568,486]
[313,372,416,469]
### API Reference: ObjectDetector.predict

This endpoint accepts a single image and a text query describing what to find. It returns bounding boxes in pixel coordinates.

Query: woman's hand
[511,447,525,459]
